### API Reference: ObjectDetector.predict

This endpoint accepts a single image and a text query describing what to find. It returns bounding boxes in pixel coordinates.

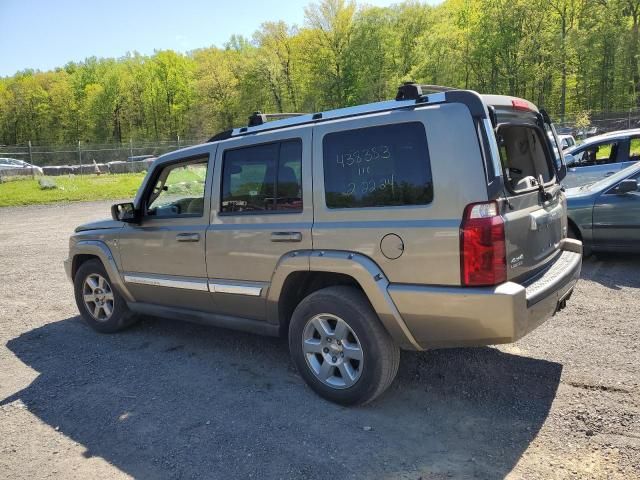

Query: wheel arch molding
[267,249,422,350]
[69,240,135,302]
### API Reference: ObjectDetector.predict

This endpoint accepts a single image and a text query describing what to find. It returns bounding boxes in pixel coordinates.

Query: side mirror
[615,178,638,194]
[563,153,576,166]
[111,202,139,223]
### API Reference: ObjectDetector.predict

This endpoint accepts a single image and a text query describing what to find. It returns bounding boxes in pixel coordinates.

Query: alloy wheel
[82,273,115,322]
[301,313,364,389]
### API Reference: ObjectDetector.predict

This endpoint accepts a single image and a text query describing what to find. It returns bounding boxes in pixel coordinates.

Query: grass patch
[0,173,146,207]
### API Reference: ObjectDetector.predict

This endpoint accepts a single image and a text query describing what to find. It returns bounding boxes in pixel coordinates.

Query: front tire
[74,259,137,333]
[289,286,400,406]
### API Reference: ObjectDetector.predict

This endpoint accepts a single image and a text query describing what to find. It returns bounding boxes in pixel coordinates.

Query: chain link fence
[555,109,640,139]
[0,139,200,180]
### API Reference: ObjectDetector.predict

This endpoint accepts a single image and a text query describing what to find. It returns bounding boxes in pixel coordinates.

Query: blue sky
[0,0,438,77]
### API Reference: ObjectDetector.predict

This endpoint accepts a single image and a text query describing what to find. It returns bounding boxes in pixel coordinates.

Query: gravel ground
[0,201,638,480]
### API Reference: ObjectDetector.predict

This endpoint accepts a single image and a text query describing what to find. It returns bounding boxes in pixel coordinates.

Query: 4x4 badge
[510,253,524,269]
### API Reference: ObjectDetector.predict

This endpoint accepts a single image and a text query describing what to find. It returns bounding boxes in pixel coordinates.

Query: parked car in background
[0,157,43,175]
[558,134,577,150]
[566,162,640,255]
[563,129,640,187]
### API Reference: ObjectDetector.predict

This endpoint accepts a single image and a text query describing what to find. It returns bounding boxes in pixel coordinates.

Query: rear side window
[629,138,640,161]
[322,122,433,208]
[221,140,302,214]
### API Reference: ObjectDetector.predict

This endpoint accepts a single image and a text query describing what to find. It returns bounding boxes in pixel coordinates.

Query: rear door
[491,109,565,281]
[206,127,313,321]
[620,136,640,170]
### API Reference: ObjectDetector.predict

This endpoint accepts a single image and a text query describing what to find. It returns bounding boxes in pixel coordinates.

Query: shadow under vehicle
[2,316,562,479]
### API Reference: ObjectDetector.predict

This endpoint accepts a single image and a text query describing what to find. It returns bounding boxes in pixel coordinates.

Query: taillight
[460,201,506,286]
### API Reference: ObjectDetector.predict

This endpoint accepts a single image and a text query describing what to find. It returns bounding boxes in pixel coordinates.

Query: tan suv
[65,84,582,405]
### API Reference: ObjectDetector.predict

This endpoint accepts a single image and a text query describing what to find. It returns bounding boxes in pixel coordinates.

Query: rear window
[322,122,433,208]
[497,125,554,192]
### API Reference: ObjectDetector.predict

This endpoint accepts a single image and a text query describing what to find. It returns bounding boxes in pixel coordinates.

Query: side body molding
[266,250,422,351]
[69,240,135,302]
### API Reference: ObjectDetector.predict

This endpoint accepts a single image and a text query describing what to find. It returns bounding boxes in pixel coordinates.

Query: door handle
[605,171,615,177]
[176,233,200,242]
[270,231,302,242]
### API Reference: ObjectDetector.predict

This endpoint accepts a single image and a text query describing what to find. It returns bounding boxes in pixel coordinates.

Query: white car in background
[0,157,44,175]
[563,129,640,187]
[558,134,577,150]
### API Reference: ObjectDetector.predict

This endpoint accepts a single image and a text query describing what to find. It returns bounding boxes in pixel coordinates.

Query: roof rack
[206,83,485,143]
[395,82,457,101]
[248,111,307,127]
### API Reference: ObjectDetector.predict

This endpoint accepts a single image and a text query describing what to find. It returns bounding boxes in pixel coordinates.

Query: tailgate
[503,188,565,281]
[493,115,566,282]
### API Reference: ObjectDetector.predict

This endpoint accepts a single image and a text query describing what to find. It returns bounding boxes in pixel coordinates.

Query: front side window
[572,141,619,167]
[146,157,209,217]
[221,140,302,214]
[322,122,433,209]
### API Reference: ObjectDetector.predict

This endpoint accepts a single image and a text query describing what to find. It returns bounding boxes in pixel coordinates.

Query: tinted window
[573,141,619,166]
[147,158,208,218]
[221,140,302,213]
[323,122,433,208]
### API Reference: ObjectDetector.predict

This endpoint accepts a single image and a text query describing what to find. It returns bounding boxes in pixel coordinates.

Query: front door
[593,170,640,252]
[119,148,215,311]
[566,138,624,187]
[206,127,313,322]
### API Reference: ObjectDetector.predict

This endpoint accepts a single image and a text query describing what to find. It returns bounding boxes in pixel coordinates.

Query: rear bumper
[388,239,582,349]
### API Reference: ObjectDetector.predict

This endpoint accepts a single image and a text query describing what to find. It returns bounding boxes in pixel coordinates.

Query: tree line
[2,0,640,146]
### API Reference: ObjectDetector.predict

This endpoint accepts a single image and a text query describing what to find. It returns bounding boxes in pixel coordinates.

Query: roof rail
[248,111,307,127]
[395,82,457,101]
[205,83,488,143]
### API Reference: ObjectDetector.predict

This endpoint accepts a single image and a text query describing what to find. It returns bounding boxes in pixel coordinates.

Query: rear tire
[289,286,400,406]
[74,259,137,333]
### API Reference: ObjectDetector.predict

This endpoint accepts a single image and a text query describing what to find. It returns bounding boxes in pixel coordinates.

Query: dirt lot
[0,201,638,479]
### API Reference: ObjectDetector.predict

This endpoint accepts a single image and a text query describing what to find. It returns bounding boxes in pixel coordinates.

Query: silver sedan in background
[0,157,43,175]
